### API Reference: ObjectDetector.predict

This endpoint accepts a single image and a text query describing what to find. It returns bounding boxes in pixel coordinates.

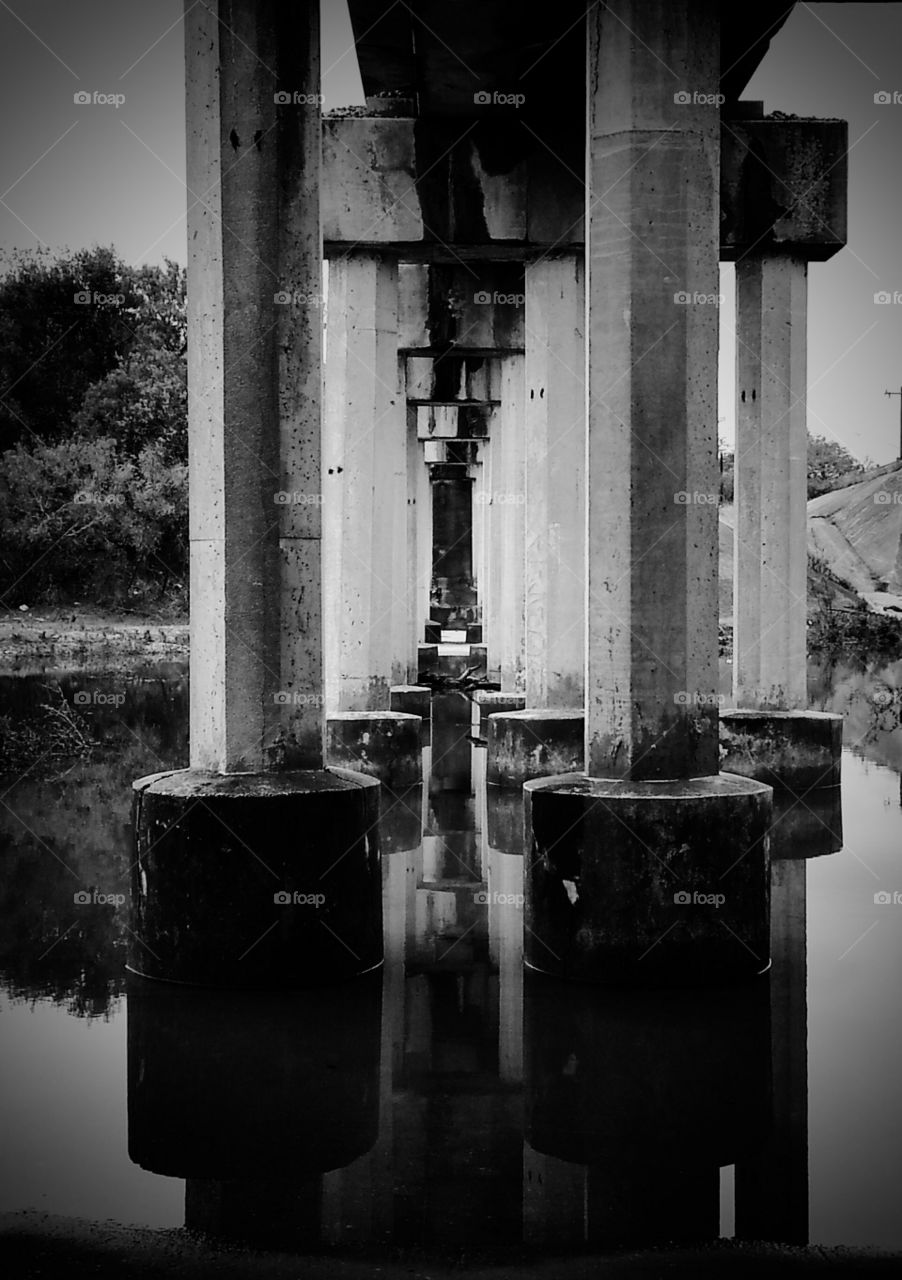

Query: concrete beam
[321,116,847,262]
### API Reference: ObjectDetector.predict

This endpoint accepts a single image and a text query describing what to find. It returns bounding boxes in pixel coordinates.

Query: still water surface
[1,661,901,1252]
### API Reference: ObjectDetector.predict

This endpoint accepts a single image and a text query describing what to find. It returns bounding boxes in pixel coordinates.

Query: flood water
[1,658,901,1255]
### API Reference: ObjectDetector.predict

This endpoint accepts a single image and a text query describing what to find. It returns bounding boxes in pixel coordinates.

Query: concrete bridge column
[523,0,773,984]
[322,253,422,786]
[130,0,383,987]
[487,257,585,787]
[722,252,841,791]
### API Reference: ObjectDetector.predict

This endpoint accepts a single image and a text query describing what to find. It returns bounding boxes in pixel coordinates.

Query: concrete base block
[473,690,527,734]
[417,644,438,681]
[770,785,842,860]
[326,711,422,788]
[524,772,773,985]
[720,709,842,791]
[487,709,585,787]
[390,684,431,720]
[130,768,382,987]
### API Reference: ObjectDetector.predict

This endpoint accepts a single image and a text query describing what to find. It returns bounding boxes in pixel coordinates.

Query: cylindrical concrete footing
[524,771,773,985]
[326,711,422,788]
[130,768,382,987]
[473,690,527,735]
[487,710,584,787]
[390,685,431,720]
[720,709,842,791]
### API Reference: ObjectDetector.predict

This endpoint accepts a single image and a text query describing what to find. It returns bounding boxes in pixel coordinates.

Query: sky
[0,2,900,462]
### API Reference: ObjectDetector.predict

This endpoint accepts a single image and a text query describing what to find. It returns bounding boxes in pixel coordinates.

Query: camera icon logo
[473,891,489,904]
[73,690,91,705]
[74,291,91,305]
[74,91,91,105]
[273,291,291,305]
[474,290,491,304]
[875,291,892,304]
[274,91,291,105]
[875,491,891,505]
[274,491,291,505]
[875,91,892,105]
[273,691,290,704]
[73,890,92,904]
[874,891,892,904]
[673,890,691,904]
[673,291,690,304]
[274,891,291,904]
[673,491,690,505]
[673,91,691,105]
[473,91,491,105]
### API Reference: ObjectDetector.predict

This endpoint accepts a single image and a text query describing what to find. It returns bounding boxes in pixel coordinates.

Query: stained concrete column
[525,256,585,711]
[130,0,383,988]
[187,0,325,772]
[522,0,773,985]
[585,0,721,781]
[324,254,410,712]
[485,355,526,692]
[721,254,842,790]
[734,255,808,710]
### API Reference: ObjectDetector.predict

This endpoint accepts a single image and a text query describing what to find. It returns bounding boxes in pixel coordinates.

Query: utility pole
[885,388,902,461]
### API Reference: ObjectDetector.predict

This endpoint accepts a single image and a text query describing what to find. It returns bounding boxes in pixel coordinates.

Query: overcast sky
[1,2,901,463]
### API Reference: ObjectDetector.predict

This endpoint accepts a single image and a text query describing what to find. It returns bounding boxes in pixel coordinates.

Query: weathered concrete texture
[473,690,527,734]
[524,258,585,709]
[130,768,382,987]
[389,685,431,720]
[720,709,842,791]
[585,0,721,781]
[417,644,438,681]
[524,969,770,1169]
[524,772,773,985]
[770,785,843,860]
[324,255,412,713]
[186,0,325,772]
[721,118,848,261]
[733,255,809,711]
[484,355,527,692]
[127,974,381,1179]
[487,710,584,787]
[326,711,422,788]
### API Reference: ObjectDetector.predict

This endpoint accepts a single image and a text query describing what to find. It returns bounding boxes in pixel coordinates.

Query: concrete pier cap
[326,710,423,788]
[130,767,383,988]
[487,709,585,787]
[524,771,773,986]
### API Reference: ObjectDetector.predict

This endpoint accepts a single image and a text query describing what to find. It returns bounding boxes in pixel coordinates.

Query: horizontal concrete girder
[322,115,847,261]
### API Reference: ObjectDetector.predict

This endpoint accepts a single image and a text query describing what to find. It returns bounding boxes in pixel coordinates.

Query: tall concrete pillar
[324,254,410,712]
[524,256,585,712]
[130,0,382,987]
[523,0,772,984]
[485,354,526,691]
[722,253,842,791]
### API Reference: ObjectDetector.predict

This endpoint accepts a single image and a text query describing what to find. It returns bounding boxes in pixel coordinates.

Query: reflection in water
[7,665,902,1251]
